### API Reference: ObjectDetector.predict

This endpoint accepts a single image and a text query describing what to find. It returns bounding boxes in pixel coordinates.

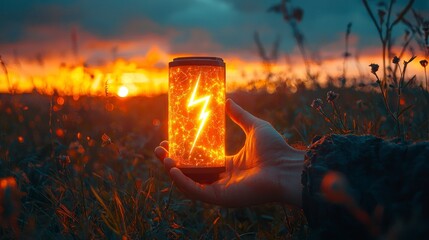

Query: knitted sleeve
[301,134,429,240]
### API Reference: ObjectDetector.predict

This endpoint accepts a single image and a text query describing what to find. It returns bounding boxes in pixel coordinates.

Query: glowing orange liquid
[168,65,225,168]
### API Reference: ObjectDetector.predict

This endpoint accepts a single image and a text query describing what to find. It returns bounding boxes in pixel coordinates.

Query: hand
[154,99,305,207]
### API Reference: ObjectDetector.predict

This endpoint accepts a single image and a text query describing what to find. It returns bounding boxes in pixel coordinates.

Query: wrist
[276,150,305,207]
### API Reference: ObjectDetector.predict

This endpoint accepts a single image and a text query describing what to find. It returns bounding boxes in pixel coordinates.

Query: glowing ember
[118,86,129,97]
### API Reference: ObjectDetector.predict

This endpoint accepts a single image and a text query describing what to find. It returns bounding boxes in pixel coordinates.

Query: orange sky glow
[1,0,428,97]
[0,40,426,96]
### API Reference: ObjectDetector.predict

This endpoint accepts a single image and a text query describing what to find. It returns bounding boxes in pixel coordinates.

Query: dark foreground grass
[0,82,428,239]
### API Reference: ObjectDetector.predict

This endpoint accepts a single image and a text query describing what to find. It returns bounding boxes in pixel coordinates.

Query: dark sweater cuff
[300,134,429,239]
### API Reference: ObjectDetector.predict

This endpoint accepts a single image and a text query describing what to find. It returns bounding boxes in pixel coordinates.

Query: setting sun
[118,86,129,97]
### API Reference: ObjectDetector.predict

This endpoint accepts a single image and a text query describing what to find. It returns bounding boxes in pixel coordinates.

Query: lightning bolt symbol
[188,73,211,155]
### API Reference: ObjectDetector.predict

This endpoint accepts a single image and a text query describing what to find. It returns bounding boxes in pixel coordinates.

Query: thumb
[226,99,259,133]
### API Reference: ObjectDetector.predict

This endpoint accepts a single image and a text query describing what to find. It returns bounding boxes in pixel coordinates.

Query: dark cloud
[0,0,428,61]
[219,0,268,13]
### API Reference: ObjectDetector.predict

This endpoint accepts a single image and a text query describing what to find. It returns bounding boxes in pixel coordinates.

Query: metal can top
[169,56,225,67]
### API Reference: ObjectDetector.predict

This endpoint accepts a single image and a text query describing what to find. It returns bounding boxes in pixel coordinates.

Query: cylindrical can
[168,57,225,183]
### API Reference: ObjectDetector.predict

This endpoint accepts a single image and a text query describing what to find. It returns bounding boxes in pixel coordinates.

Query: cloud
[0,0,428,64]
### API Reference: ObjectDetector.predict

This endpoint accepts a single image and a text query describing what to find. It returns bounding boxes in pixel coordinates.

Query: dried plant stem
[49,95,55,161]
[331,102,346,131]
[165,181,174,211]
[343,23,352,85]
[362,0,385,79]
[423,66,428,139]
[318,108,343,133]
[280,0,313,81]
[397,57,415,139]
[425,66,428,92]
[0,55,12,93]
[392,33,414,83]
[80,175,88,238]
[396,63,403,139]
[374,73,398,126]
[362,0,415,81]
[396,88,402,139]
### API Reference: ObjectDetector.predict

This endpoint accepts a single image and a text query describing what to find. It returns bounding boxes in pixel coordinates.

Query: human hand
[154,99,304,207]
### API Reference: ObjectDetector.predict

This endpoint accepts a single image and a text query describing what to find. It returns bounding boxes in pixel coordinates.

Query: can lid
[169,56,225,67]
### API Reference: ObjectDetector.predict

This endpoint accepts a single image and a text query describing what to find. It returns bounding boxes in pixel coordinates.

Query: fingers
[169,167,222,205]
[164,158,176,172]
[154,146,168,161]
[154,140,176,174]
[160,140,169,150]
[156,143,232,206]
[226,99,259,133]
[154,140,169,161]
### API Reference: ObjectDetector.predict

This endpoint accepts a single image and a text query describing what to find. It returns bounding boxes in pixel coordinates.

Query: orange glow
[0,177,17,189]
[168,58,225,169]
[0,39,426,96]
[117,86,129,97]
[56,128,65,138]
[56,97,65,105]
[321,171,353,205]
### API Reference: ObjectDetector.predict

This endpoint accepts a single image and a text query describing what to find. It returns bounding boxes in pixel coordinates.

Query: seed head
[311,98,323,110]
[420,59,428,68]
[392,56,400,64]
[326,91,339,103]
[369,63,379,74]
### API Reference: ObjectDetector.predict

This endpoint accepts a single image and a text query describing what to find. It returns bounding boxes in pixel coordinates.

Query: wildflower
[326,91,339,102]
[420,59,428,68]
[369,63,379,74]
[392,56,400,64]
[311,98,323,110]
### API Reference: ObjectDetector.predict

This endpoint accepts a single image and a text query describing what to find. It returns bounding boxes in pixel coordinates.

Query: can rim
[169,56,225,67]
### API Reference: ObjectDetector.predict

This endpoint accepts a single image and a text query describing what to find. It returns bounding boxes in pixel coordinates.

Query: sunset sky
[0,0,428,95]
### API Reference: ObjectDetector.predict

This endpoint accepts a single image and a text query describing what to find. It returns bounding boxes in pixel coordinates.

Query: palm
[155,99,304,207]
[216,120,300,206]
[231,121,292,170]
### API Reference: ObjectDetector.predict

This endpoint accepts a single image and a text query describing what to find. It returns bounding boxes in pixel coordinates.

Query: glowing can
[168,57,225,183]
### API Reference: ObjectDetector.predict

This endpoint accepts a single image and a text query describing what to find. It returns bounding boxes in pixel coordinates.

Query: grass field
[0,76,428,238]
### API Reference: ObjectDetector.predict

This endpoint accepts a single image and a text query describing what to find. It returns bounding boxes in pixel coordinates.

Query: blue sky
[0,0,428,63]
